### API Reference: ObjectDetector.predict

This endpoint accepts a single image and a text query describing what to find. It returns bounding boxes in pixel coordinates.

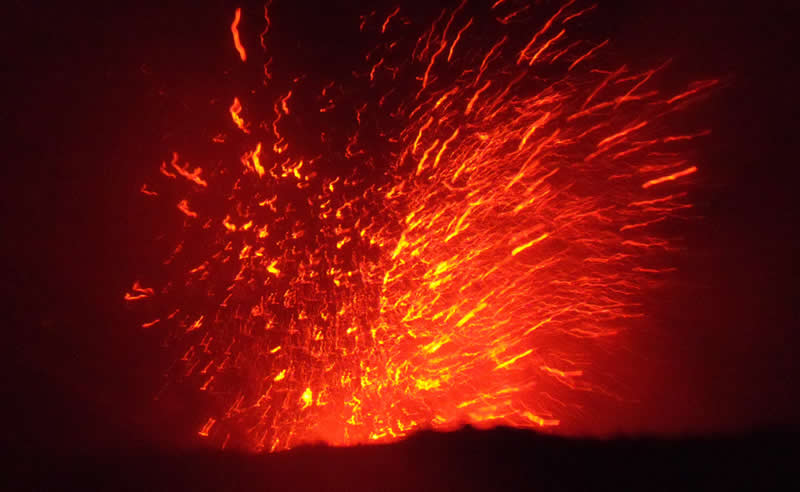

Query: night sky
[4,0,799,453]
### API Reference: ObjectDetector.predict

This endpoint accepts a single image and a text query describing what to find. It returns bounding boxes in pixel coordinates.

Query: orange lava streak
[259,1,272,51]
[169,152,208,187]
[562,3,597,24]
[668,79,719,104]
[176,199,198,218]
[229,97,249,133]
[140,184,158,196]
[511,233,550,256]
[231,7,247,62]
[382,6,400,33]
[124,281,154,301]
[517,0,575,64]
[642,166,698,189]
[448,18,472,62]
[497,5,530,24]
[465,80,491,115]
[568,39,608,71]
[528,28,565,65]
[241,142,265,178]
[198,418,216,437]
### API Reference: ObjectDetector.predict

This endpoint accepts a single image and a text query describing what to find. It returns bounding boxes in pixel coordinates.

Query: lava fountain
[126,0,716,452]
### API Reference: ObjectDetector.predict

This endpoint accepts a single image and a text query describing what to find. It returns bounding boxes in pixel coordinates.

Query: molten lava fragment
[231,7,247,62]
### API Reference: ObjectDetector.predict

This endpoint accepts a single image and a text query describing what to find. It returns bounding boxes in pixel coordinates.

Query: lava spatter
[129,1,716,452]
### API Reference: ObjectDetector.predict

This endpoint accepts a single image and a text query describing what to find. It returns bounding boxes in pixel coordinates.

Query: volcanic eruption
[126,0,717,452]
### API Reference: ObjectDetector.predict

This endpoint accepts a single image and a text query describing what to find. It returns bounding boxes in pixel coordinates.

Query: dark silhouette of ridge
[9,426,795,491]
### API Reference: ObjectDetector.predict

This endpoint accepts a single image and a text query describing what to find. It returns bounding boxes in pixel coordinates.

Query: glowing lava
[128,1,716,452]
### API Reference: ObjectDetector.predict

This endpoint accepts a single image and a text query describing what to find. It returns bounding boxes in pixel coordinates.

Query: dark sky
[4,0,799,452]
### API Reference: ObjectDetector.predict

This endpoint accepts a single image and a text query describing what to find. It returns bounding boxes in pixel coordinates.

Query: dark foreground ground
[8,426,796,491]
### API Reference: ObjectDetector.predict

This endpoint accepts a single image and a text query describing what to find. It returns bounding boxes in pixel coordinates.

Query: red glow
[130,1,716,452]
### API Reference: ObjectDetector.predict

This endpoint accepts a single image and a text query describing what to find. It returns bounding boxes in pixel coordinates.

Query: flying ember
[127,0,716,452]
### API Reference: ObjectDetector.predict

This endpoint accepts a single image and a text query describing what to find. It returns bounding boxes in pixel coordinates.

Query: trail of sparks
[130,1,715,452]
